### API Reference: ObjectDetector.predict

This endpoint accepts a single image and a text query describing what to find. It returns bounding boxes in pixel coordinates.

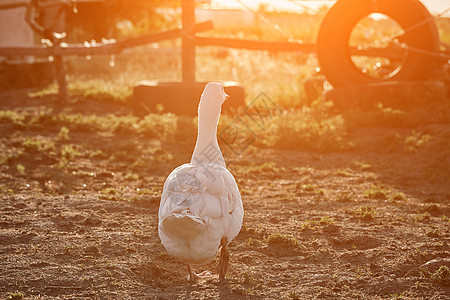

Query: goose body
[158,82,244,280]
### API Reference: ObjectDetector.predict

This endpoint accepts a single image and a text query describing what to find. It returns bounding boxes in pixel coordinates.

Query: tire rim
[349,13,408,80]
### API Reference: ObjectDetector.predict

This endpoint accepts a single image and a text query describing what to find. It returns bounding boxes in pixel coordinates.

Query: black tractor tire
[317,0,440,87]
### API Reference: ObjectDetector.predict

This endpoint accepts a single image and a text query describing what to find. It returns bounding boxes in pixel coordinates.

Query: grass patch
[241,267,255,285]
[258,107,349,152]
[288,291,300,300]
[319,216,335,225]
[415,212,431,223]
[10,110,177,141]
[266,233,299,249]
[389,293,405,300]
[404,130,432,153]
[237,162,278,174]
[218,100,350,153]
[61,144,81,160]
[16,163,26,175]
[352,161,371,171]
[334,168,354,177]
[390,192,406,201]
[124,173,139,181]
[6,291,25,300]
[246,237,262,247]
[0,111,25,127]
[363,183,388,200]
[354,206,377,221]
[22,137,55,153]
[0,185,14,195]
[300,220,318,231]
[99,187,124,201]
[336,191,355,202]
[29,79,132,103]
[431,266,450,285]
[57,126,70,141]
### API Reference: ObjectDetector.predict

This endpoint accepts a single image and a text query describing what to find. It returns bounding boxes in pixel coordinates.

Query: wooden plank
[195,37,316,53]
[195,37,408,59]
[0,22,213,57]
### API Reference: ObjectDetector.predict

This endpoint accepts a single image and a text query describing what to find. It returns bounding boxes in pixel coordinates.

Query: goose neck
[191,108,224,166]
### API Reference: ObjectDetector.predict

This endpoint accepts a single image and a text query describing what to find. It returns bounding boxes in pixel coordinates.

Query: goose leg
[187,264,214,282]
[215,237,229,280]
[188,264,197,282]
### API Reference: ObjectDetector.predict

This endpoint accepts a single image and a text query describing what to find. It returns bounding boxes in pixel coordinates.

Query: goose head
[198,82,229,121]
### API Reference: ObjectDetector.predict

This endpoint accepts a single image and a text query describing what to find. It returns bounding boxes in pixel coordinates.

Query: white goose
[158,82,244,281]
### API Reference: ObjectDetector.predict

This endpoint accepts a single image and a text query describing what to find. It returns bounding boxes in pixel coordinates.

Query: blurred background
[0,0,448,107]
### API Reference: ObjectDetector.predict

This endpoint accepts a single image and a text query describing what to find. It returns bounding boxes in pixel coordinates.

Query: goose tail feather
[160,213,206,240]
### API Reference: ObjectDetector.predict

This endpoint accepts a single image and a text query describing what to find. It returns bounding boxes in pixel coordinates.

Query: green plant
[390,293,405,299]
[314,188,326,198]
[426,229,440,238]
[136,188,154,195]
[246,237,262,247]
[363,183,388,200]
[258,108,349,152]
[124,173,139,181]
[266,233,299,249]
[352,161,371,171]
[336,191,354,202]
[404,130,431,153]
[237,162,278,174]
[57,126,70,140]
[300,220,318,231]
[138,113,177,139]
[101,187,119,195]
[356,265,373,277]
[242,267,255,284]
[29,79,133,103]
[89,149,107,159]
[416,247,429,257]
[415,212,431,223]
[431,266,450,285]
[6,291,25,300]
[299,183,317,192]
[100,187,124,201]
[0,110,26,128]
[354,206,377,221]
[58,157,69,169]
[0,185,14,195]
[390,192,406,201]
[319,216,335,225]
[22,137,55,152]
[105,261,117,269]
[334,168,353,177]
[61,144,81,160]
[288,290,300,300]
[16,163,26,175]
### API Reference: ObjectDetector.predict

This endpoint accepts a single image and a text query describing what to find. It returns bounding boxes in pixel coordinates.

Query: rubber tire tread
[317,0,440,87]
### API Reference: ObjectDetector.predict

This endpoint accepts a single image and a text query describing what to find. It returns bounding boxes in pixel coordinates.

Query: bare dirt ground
[0,93,449,299]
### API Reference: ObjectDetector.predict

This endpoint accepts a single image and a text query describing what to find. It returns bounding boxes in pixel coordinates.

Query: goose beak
[224,93,230,101]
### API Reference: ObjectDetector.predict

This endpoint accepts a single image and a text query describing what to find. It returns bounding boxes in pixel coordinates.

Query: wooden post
[54,54,67,104]
[181,0,196,84]
[53,41,67,104]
